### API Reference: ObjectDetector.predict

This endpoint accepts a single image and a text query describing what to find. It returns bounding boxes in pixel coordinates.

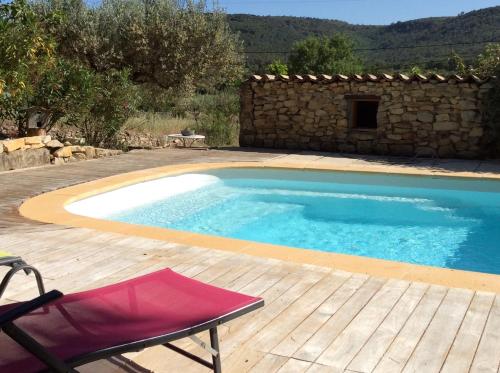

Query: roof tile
[247,73,492,84]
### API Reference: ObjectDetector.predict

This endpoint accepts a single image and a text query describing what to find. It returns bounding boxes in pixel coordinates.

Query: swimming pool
[67,168,500,275]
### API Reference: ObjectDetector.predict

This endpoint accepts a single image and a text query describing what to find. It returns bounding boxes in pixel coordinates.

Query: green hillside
[227,6,500,72]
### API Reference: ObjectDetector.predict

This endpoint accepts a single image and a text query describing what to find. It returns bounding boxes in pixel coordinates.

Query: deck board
[1,148,499,372]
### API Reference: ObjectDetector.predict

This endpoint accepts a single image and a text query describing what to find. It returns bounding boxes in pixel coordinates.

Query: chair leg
[209,327,222,373]
[0,265,45,298]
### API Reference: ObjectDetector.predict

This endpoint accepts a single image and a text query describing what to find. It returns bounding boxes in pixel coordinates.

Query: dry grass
[123,112,196,137]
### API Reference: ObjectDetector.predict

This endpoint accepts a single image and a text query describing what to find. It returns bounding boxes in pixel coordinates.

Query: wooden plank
[276,358,312,372]
[222,268,328,370]
[470,295,500,373]
[271,274,366,358]
[317,279,410,369]
[249,353,288,373]
[347,282,428,372]
[306,363,339,372]
[401,287,474,373]
[221,271,347,371]
[251,270,348,352]
[293,276,386,362]
[373,285,447,373]
[441,291,495,373]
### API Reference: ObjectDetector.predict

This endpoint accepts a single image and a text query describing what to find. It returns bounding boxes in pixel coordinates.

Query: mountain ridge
[227,6,500,72]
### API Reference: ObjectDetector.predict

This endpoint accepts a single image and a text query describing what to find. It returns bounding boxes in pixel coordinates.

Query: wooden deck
[1,148,500,373]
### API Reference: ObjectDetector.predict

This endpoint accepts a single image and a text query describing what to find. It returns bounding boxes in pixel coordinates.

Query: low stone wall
[0,136,122,171]
[240,74,494,158]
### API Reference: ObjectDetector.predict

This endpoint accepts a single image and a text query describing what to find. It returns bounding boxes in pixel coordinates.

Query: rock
[389,144,414,156]
[42,135,52,144]
[52,157,65,166]
[433,122,458,131]
[84,146,96,159]
[435,114,450,122]
[417,112,434,123]
[2,138,25,153]
[0,142,3,154]
[64,141,72,146]
[461,111,479,122]
[70,145,85,153]
[390,108,404,115]
[415,147,437,158]
[469,127,484,137]
[0,148,50,171]
[24,136,43,145]
[72,152,87,161]
[29,143,46,149]
[53,146,73,158]
[46,140,64,148]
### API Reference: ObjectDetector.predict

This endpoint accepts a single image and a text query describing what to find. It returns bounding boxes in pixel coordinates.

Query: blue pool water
[107,168,500,274]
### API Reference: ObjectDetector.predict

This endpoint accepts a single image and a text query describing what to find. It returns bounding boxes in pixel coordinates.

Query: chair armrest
[0,290,63,327]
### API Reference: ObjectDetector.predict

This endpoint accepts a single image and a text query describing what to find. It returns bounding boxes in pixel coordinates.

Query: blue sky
[216,0,500,25]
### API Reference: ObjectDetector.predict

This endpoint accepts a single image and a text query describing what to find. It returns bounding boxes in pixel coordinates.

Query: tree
[448,50,468,75]
[266,59,288,75]
[0,0,57,121]
[474,43,500,77]
[37,0,244,94]
[287,34,363,75]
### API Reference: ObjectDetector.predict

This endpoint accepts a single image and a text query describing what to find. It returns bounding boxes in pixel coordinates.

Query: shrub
[195,110,238,147]
[186,89,239,146]
[72,69,138,147]
[267,59,288,75]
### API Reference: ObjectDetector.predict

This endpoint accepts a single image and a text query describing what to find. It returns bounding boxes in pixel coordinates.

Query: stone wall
[240,74,494,158]
[0,136,122,172]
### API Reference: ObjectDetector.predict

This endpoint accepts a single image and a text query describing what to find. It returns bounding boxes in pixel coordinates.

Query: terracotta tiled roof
[248,73,492,84]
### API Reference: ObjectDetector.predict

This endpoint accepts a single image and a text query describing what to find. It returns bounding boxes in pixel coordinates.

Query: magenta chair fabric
[0,268,261,373]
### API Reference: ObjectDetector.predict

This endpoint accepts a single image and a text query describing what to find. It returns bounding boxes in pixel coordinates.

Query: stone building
[239,73,494,158]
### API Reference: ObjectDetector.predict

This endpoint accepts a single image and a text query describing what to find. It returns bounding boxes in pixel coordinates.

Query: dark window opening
[350,99,379,129]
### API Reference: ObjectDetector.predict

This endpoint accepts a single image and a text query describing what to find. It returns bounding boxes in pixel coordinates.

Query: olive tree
[38,0,244,94]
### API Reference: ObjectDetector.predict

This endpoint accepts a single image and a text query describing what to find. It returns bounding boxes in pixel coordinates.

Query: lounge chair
[0,268,264,372]
[0,251,45,298]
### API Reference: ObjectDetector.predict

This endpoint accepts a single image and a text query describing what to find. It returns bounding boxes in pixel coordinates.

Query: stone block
[469,127,484,137]
[417,112,434,123]
[0,148,50,171]
[2,138,25,153]
[46,140,64,148]
[435,114,450,122]
[52,157,65,165]
[386,134,402,141]
[461,111,479,122]
[24,136,43,145]
[357,141,373,154]
[389,144,414,156]
[438,145,455,158]
[458,100,477,110]
[433,122,458,131]
[390,108,404,115]
[53,146,73,158]
[29,143,46,149]
[415,147,437,158]
[72,152,87,161]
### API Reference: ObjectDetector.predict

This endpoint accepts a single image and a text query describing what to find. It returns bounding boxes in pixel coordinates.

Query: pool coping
[20,161,500,293]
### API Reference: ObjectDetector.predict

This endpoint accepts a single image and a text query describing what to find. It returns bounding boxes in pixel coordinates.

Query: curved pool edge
[19,161,500,293]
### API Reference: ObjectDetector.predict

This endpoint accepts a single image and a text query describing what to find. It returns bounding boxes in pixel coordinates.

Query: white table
[167,134,206,148]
